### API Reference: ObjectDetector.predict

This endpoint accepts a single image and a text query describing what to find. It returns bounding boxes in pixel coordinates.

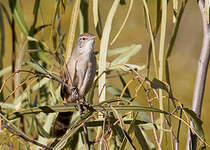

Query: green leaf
[7,104,169,120]
[9,0,29,35]
[53,111,96,150]
[0,6,5,101]
[65,0,81,61]
[33,24,51,35]
[98,0,120,103]
[108,63,145,71]
[35,116,51,138]
[0,2,12,25]
[80,0,88,33]
[0,6,5,59]
[26,61,48,74]
[106,45,144,72]
[134,126,151,150]
[30,0,40,34]
[107,86,129,98]
[142,0,157,76]
[183,108,205,141]
[114,124,124,142]
[36,113,55,150]
[120,113,137,150]
[111,44,142,65]
[117,72,131,97]
[0,66,12,77]
[93,0,102,38]
[0,102,16,110]
[85,119,149,127]
[166,2,187,59]
[111,105,125,129]
[108,46,134,57]
[13,78,50,106]
[111,0,133,45]
[93,0,99,28]
[150,78,169,92]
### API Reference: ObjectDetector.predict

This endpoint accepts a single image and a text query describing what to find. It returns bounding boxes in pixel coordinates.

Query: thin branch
[165,118,178,150]
[145,89,162,150]
[11,18,16,98]
[176,105,182,147]
[127,66,163,149]
[2,122,52,150]
[76,98,91,150]
[186,0,210,149]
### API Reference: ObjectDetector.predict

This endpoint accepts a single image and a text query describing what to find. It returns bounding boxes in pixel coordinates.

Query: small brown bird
[52,33,96,137]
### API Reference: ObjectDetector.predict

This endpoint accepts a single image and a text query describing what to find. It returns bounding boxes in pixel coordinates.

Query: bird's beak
[90,35,96,39]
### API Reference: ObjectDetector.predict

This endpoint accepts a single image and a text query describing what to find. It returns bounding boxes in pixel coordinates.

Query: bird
[52,33,96,137]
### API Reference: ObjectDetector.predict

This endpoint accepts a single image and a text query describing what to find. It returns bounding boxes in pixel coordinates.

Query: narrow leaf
[134,126,150,150]
[183,108,205,141]
[93,0,99,27]
[36,113,55,150]
[0,66,12,78]
[9,0,29,35]
[98,0,120,103]
[111,0,133,45]
[65,0,81,62]
[26,61,48,74]
[7,104,169,120]
[150,78,169,92]
[142,0,157,76]
[111,44,142,65]
[13,78,50,106]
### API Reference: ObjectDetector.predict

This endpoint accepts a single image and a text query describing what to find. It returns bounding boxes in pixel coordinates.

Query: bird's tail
[51,112,73,137]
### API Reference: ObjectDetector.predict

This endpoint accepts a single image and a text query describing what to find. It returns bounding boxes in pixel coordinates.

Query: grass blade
[98,0,120,103]
[142,0,157,76]
[93,0,99,27]
[7,104,169,120]
[13,78,50,106]
[9,0,29,35]
[111,0,133,45]
[65,0,81,62]
[134,126,150,150]
[0,6,5,101]
[80,0,88,33]
[0,102,16,110]
[36,113,56,150]
[30,0,40,34]
[0,66,12,78]
[158,0,167,144]
[53,111,96,150]
[111,44,141,65]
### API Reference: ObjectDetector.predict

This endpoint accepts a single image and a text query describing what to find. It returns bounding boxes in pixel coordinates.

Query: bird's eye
[82,37,85,40]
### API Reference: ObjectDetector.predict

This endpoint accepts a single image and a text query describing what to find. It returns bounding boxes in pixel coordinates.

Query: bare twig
[145,89,162,150]
[165,118,178,150]
[76,98,91,150]
[2,122,52,150]
[0,69,71,105]
[176,105,182,149]
[127,66,163,150]
[186,0,210,149]
[2,55,93,148]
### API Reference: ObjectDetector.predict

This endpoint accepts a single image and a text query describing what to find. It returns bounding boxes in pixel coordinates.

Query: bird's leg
[81,98,95,112]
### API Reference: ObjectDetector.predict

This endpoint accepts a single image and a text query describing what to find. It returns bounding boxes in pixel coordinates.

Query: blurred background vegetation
[0,0,209,149]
